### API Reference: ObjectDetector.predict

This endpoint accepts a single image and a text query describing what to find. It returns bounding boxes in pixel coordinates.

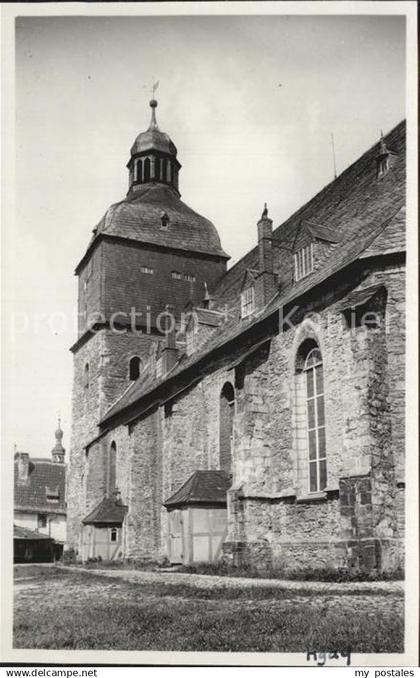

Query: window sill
[296,491,327,504]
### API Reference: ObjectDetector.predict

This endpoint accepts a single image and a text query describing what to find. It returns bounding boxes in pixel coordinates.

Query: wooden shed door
[169,510,184,564]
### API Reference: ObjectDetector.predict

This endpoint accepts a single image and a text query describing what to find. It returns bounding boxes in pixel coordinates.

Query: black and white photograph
[1,1,418,669]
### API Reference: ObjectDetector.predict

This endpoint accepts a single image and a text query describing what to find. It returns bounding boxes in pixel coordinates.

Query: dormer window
[294,243,314,282]
[140,266,154,275]
[241,286,255,319]
[172,271,182,280]
[46,486,60,503]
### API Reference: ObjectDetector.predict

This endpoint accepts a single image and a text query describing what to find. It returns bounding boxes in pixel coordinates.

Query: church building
[67,99,405,573]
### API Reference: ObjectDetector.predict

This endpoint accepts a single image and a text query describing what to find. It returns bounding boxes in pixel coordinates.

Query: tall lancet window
[304,347,327,492]
[219,382,235,472]
[109,441,117,496]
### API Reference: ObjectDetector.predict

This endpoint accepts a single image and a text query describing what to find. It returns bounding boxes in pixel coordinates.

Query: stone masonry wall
[68,327,159,553]
[70,258,404,572]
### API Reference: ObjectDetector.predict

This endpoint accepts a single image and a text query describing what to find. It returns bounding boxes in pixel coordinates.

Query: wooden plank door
[169,510,184,564]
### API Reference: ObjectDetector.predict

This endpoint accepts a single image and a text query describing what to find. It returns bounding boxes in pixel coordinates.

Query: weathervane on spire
[151,80,159,99]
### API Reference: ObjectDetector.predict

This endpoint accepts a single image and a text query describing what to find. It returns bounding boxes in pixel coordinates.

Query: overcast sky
[7,12,406,458]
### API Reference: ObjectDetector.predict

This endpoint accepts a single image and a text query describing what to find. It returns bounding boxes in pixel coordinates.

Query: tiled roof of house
[14,524,53,541]
[14,458,66,515]
[82,497,128,525]
[164,470,231,507]
[100,120,406,427]
[76,183,229,273]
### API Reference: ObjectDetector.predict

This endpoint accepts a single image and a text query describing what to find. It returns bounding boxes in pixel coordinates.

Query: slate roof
[336,284,385,311]
[299,221,341,244]
[76,183,229,273]
[211,120,405,310]
[130,100,178,157]
[14,458,66,515]
[100,121,406,427]
[131,126,177,157]
[164,470,231,507]
[82,497,128,525]
[14,525,53,541]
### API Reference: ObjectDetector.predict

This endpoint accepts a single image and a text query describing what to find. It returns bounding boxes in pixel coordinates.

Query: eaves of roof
[75,231,230,276]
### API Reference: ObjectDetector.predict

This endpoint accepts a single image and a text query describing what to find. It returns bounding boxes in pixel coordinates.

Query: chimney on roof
[161,305,178,374]
[255,204,278,308]
[202,281,216,310]
[15,451,29,484]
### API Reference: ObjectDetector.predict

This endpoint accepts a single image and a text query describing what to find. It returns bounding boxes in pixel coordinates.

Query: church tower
[67,99,228,550]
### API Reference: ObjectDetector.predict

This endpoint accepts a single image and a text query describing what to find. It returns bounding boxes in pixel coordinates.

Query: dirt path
[55,565,403,593]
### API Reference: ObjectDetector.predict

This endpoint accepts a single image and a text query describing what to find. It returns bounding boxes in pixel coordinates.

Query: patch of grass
[64,558,162,571]
[13,567,404,652]
[14,565,68,580]
[14,594,404,652]
[177,561,405,582]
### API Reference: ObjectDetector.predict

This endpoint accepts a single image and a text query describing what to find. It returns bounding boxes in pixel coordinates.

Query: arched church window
[110,527,118,543]
[109,441,117,495]
[219,382,235,472]
[144,157,151,182]
[299,344,326,493]
[84,363,89,390]
[160,158,165,182]
[129,356,142,381]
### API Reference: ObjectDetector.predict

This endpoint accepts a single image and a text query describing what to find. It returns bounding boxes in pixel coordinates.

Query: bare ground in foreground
[13,565,404,653]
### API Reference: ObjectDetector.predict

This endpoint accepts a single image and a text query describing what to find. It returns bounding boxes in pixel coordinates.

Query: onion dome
[130,100,177,156]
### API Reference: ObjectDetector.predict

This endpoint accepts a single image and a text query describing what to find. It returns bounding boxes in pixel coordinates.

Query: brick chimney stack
[162,305,178,374]
[256,204,278,308]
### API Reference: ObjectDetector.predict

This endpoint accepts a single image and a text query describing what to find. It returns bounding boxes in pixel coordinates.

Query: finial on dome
[148,80,160,130]
[148,98,159,130]
[55,417,63,441]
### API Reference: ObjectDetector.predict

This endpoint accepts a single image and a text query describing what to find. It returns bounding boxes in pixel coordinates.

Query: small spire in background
[52,418,65,463]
